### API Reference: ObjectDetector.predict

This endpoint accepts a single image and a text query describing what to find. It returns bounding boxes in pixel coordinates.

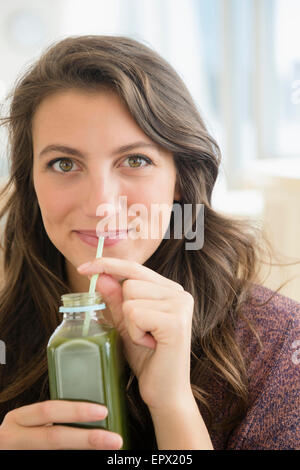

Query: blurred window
[268,0,300,157]
[0,0,299,187]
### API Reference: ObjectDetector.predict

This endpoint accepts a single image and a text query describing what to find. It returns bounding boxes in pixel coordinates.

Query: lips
[75,229,130,248]
[75,230,129,239]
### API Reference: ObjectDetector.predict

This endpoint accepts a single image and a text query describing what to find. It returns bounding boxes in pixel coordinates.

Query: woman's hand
[0,400,123,450]
[77,257,195,412]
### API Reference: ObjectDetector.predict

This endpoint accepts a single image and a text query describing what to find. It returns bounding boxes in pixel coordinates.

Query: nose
[82,173,122,220]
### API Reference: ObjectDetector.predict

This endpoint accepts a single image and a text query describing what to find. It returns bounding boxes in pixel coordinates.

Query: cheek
[34,177,71,227]
[34,183,74,255]
[134,187,174,239]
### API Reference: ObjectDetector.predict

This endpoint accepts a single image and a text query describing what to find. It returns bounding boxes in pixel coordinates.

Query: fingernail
[104,433,123,449]
[89,405,108,418]
[77,261,92,271]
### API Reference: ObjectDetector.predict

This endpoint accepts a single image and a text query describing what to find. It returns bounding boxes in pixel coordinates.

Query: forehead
[32,88,133,127]
[32,89,151,145]
[32,89,174,162]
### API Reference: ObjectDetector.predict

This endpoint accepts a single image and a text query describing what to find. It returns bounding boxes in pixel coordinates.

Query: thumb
[94,274,124,329]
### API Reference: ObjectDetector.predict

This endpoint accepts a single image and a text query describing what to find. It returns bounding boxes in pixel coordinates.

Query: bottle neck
[59,292,107,322]
[62,310,102,321]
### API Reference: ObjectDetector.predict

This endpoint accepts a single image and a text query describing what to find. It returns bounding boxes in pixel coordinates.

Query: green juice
[47,293,131,450]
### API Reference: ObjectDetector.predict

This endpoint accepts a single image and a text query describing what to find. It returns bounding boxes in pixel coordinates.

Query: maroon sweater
[199,283,300,450]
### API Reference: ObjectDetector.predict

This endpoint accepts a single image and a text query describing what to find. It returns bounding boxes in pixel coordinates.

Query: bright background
[0,0,299,299]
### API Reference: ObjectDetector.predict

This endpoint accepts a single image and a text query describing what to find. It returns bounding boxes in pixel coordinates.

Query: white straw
[82,236,104,336]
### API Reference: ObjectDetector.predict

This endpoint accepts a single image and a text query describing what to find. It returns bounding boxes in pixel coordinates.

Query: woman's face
[32,89,180,290]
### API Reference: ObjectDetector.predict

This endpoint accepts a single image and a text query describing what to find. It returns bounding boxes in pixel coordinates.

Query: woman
[0,35,299,450]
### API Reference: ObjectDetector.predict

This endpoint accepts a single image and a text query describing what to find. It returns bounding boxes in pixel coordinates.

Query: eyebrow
[38,141,161,159]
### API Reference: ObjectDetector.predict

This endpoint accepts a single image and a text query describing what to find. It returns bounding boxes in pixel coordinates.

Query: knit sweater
[200,283,300,450]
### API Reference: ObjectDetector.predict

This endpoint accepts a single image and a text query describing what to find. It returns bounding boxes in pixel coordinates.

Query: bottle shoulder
[47,318,117,347]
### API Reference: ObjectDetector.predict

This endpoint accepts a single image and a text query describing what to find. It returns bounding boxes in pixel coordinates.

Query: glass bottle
[47,292,131,450]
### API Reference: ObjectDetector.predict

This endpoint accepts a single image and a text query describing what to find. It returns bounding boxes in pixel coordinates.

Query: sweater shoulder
[235,283,300,399]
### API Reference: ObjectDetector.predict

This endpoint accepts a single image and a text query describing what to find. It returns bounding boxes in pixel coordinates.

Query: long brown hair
[0,35,295,449]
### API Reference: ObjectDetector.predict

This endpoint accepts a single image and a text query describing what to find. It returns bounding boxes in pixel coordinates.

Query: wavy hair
[0,35,294,448]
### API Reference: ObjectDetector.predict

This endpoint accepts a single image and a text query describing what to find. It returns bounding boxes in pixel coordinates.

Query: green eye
[46,154,153,173]
[46,158,76,172]
[58,160,73,171]
[124,155,153,168]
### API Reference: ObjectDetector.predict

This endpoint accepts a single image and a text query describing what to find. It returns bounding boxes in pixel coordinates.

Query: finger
[123,298,173,314]
[122,279,182,301]
[125,308,172,348]
[95,274,124,328]
[77,257,183,291]
[125,308,193,348]
[125,313,157,350]
[10,400,108,427]
[12,425,123,450]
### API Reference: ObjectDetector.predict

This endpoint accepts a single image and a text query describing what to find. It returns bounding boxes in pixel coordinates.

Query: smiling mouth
[74,230,130,239]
